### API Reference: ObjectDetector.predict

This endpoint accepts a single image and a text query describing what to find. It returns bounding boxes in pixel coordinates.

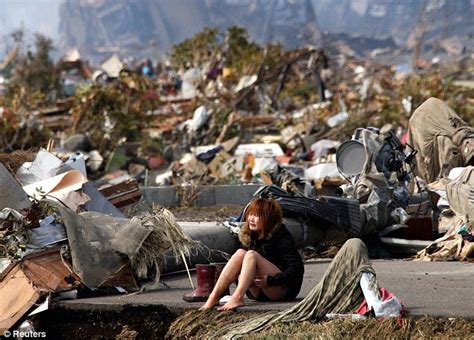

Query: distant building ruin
[59,0,322,62]
[58,0,473,62]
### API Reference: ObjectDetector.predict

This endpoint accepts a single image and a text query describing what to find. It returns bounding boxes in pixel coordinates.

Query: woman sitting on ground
[201,197,304,311]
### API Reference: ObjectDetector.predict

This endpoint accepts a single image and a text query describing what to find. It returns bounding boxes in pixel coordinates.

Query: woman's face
[248,214,262,233]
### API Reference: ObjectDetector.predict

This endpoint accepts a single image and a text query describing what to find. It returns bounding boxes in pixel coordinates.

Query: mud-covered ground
[35,304,176,339]
[33,306,474,339]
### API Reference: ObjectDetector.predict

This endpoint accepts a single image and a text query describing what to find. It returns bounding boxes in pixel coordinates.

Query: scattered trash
[0,22,473,334]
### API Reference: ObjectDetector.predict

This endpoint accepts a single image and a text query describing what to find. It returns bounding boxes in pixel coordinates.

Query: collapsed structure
[0,24,473,334]
[1,93,472,332]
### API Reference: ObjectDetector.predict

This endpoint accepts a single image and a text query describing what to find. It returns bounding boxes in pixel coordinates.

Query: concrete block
[142,184,261,207]
[214,184,260,206]
[142,186,178,207]
[193,186,216,206]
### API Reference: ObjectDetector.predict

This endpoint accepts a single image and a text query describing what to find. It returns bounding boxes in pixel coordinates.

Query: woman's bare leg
[218,250,284,311]
[200,249,246,309]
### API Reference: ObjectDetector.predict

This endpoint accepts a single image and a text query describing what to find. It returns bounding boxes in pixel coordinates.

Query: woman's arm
[266,233,304,287]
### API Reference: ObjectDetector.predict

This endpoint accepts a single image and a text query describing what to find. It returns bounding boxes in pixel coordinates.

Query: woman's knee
[243,250,260,261]
[232,249,247,260]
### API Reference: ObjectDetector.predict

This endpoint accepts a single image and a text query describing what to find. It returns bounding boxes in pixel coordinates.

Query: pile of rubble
[0,27,473,333]
[0,148,203,331]
[1,95,472,332]
[1,28,473,190]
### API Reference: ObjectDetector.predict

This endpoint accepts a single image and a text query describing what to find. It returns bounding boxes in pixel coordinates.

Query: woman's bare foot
[199,302,215,310]
[217,296,245,311]
[199,297,219,310]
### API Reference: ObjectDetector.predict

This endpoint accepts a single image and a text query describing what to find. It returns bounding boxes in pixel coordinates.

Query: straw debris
[166,311,474,339]
[130,206,198,283]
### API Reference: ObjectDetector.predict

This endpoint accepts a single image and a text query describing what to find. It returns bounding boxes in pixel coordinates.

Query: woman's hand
[252,275,268,288]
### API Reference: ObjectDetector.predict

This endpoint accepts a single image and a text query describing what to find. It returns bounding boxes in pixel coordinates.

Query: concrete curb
[142,184,261,207]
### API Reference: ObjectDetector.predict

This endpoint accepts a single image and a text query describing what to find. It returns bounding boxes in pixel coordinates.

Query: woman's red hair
[244,198,283,237]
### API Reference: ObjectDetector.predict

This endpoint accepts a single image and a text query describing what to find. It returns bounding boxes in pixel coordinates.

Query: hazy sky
[0,0,61,41]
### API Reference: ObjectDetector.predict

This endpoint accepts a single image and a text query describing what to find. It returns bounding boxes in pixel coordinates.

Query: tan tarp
[446,166,474,222]
[417,167,474,261]
[408,97,473,183]
[416,219,473,261]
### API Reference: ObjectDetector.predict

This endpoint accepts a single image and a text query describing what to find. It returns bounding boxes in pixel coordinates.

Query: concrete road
[61,259,474,319]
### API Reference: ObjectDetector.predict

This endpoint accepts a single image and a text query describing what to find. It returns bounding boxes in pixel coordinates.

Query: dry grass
[0,150,36,173]
[253,316,474,339]
[177,182,201,207]
[166,310,474,339]
[165,310,261,339]
[130,207,198,282]
[169,205,243,222]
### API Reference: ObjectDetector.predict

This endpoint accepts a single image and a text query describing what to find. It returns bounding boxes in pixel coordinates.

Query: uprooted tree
[68,74,160,154]
[0,30,60,151]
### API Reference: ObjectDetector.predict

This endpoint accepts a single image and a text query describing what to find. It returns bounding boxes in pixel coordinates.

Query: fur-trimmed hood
[238,221,282,247]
